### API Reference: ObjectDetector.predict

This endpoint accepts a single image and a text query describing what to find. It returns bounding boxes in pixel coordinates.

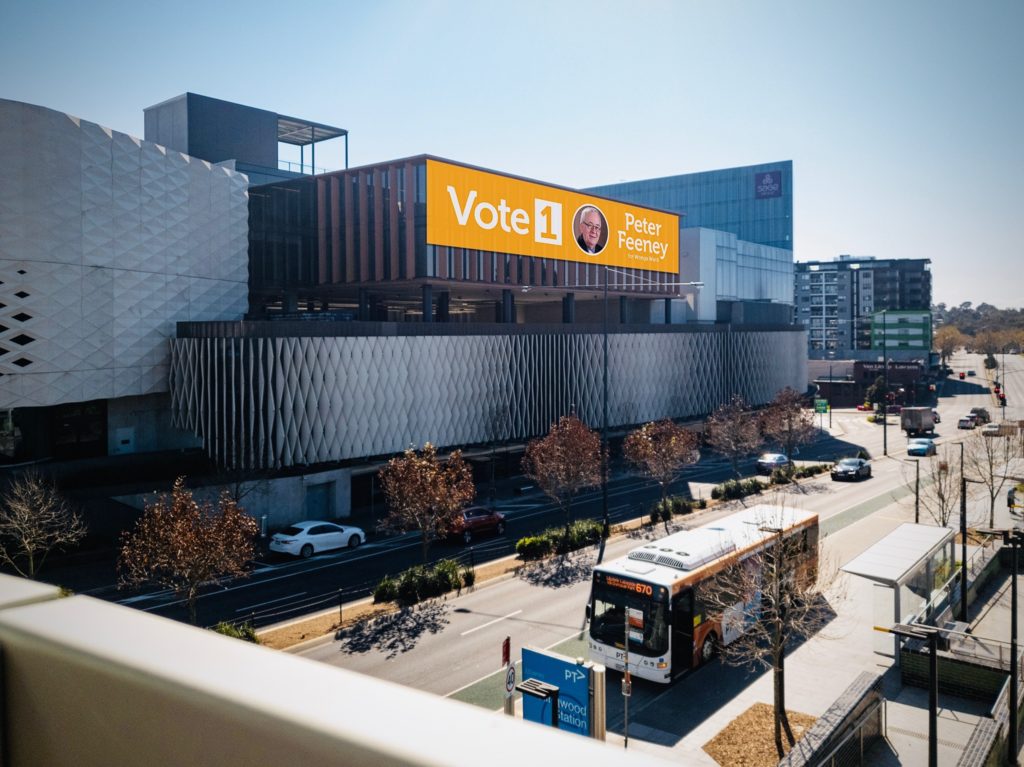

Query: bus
[586,504,819,683]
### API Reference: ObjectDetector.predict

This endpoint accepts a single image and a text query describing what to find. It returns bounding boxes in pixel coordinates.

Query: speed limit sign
[505,665,516,694]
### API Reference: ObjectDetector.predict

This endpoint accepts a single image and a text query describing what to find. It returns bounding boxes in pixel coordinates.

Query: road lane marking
[236,592,306,613]
[460,610,523,636]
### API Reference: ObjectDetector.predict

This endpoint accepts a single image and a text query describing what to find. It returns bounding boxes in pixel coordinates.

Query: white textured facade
[0,99,249,409]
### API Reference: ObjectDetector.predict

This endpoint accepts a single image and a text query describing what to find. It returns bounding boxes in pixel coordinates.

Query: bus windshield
[590,582,668,657]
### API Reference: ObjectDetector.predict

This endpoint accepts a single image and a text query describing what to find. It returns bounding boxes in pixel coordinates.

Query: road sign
[505,665,516,694]
[522,647,591,736]
[814,399,829,414]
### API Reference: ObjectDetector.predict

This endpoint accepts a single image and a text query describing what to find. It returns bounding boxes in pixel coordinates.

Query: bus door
[671,589,694,675]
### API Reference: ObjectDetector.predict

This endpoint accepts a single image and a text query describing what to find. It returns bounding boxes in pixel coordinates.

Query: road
[291,350,1023,750]
[56,350,1021,629]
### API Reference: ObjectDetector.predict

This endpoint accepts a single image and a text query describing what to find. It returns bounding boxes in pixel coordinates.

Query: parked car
[449,506,506,544]
[907,438,937,457]
[959,372,966,380]
[756,453,792,474]
[269,520,365,558]
[958,417,976,430]
[981,423,1001,436]
[831,457,872,481]
[967,370,977,376]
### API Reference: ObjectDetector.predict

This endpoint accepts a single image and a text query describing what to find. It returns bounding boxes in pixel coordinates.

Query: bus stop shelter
[842,523,956,657]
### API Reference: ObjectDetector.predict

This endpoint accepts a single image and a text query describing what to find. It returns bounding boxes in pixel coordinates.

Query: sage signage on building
[755,171,782,199]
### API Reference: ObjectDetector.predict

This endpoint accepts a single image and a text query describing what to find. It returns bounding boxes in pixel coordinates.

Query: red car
[449,507,506,544]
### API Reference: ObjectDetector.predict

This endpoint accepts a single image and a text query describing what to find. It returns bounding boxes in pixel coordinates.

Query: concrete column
[619,296,629,325]
[358,288,370,321]
[562,293,575,323]
[437,291,450,322]
[422,284,433,323]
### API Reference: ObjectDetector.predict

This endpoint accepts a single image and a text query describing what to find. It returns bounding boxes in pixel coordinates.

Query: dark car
[449,507,506,544]
[970,407,991,424]
[831,458,871,481]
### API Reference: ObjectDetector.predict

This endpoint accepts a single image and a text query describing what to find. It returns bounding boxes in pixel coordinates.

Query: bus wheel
[700,634,718,664]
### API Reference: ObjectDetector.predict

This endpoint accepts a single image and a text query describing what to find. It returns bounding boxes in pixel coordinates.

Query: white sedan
[269,521,365,558]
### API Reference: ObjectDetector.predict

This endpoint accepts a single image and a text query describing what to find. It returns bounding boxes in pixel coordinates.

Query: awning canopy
[841,523,954,587]
[277,116,347,147]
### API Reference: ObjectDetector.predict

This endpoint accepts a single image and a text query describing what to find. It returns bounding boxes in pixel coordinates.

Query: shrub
[212,621,260,644]
[649,505,662,526]
[516,535,554,560]
[397,565,428,604]
[770,468,792,485]
[461,565,476,588]
[672,497,692,515]
[558,519,604,552]
[373,574,399,603]
[698,497,707,509]
[433,558,463,595]
[743,478,764,495]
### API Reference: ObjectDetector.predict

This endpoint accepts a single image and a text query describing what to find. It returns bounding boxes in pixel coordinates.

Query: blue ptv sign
[521,647,591,736]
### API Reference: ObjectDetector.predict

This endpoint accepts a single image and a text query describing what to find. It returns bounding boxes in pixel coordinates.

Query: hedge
[373,558,475,606]
[515,519,606,560]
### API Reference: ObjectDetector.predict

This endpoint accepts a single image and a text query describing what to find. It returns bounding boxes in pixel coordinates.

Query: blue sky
[2,0,1021,309]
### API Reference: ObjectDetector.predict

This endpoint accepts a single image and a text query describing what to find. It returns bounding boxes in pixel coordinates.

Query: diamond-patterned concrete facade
[170,327,807,469]
[0,99,248,409]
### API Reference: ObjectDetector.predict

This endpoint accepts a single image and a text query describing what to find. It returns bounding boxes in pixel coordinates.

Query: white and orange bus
[586,504,819,683]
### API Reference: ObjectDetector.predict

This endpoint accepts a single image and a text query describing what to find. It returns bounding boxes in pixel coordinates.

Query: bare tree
[761,388,817,462]
[0,471,85,579]
[701,506,834,758]
[378,443,475,562]
[705,396,763,477]
[623,420,700,514]
[963,428,1024,528]
[522,414,601,538]
[119,477,258,624]
[902,447,965,527]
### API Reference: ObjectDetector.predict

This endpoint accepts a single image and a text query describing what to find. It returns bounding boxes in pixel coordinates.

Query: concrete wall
[0,574,652,767]
[116,467,354,529]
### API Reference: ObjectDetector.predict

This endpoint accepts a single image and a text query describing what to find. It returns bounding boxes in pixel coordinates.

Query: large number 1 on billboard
[425,159,679,274]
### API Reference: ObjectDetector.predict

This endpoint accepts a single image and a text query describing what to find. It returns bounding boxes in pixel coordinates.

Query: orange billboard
[426,159,679,274]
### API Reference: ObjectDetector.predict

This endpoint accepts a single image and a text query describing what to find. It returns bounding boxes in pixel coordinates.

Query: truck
[901,406,935,437]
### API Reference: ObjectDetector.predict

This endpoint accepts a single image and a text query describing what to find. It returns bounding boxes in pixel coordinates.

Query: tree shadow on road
[335,600,450,659]
[518,549,596,589]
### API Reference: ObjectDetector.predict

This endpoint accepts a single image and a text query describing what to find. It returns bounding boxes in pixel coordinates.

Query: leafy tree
[933,325,965,368]
[0,471,85,579]
[119,477,258,624]
[378,443,475,562]
[522,414,601,539]
[623,420,700,518]
[864,375,889,407]
[705,396,763,478]
[760,388,816,461]
[701,507,834,758]
[963,428,1023,528]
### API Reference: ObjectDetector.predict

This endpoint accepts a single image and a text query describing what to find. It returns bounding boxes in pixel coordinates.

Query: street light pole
[882,309,888,457]
[883,624,940,767]
[600,266,610,558]
[828,359,833,429]
[961,440,969,620]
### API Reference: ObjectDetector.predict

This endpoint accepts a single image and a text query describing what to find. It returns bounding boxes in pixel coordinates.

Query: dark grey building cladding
[170,321,807,470]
